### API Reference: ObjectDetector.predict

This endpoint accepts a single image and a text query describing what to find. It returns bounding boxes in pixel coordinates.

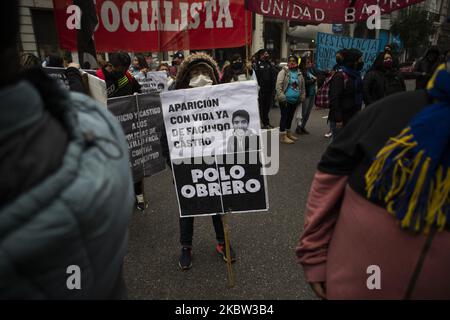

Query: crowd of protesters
[2,1,449,300]
[18,42,446,146]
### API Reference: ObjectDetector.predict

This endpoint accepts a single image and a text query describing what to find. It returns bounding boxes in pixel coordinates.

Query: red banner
[53,0,252,52]
[245,0,425,24]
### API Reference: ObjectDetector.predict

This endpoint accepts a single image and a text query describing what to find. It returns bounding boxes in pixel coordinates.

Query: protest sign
[43,67,70,89]
[161,81,268,217]
[161,81,261,160]
[134,71,169,94]
[172,151,268,217]
[53,0,252,52]
[84,72,107,105]
[107,93,166,182]
[315,32,381,75]
[44,67,107,105]
[245,0,425,24]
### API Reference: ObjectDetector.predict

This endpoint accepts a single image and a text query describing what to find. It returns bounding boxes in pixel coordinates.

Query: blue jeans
[300,95,316,129]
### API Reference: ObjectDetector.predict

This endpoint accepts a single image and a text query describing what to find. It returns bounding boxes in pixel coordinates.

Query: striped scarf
[365,63,450,233]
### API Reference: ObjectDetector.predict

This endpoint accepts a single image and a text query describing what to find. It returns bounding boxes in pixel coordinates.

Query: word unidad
[260,0,381,24]
[66,0,234,32]
[181,165,261,198]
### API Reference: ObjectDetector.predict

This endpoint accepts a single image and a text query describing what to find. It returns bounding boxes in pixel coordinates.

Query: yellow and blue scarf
[365,62,450,233]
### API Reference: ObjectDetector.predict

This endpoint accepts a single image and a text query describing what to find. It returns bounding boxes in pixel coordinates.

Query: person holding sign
[275,54,306,144]
[104,52,142,99]
[167,52,237,270]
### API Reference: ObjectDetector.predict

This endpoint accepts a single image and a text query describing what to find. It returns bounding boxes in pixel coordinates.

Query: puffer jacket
[0,69,134,299]
[275,66,306,105]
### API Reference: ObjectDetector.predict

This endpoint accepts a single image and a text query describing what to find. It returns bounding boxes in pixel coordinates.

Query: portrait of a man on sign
[227,110,260,153]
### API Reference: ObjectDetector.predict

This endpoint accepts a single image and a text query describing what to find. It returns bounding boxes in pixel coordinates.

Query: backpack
[315,71,349,109]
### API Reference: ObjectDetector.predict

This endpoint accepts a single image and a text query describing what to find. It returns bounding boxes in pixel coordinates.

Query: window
[30,9,59,59]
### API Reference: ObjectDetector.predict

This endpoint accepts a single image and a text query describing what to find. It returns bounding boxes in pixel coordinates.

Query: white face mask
[189,74,213,88]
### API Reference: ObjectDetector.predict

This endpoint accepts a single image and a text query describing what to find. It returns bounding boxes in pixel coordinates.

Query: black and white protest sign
[161,81,261,160]
[108,93,166,182]
[172,151,268,217]
[135,71,169,93]
[43,67,107,105]
[161,81,268,217]
[43,67,70,89]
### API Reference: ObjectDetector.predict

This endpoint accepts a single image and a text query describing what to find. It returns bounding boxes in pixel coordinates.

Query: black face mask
[232,62,243,70]
[356,61,364,71]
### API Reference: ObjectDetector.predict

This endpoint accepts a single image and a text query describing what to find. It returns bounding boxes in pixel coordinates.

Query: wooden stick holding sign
[222,212,235,288]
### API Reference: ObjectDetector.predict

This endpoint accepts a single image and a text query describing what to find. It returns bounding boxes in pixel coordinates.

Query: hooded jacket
[174,52,220,90]
[0,69,134,299]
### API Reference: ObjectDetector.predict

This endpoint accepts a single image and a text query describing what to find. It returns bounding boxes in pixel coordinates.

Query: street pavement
[123,106,330,300]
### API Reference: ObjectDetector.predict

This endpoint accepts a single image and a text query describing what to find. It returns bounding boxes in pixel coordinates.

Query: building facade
[19,0,59,59]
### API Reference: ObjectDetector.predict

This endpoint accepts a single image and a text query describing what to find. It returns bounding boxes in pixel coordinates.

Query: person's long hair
[134,53,149,70]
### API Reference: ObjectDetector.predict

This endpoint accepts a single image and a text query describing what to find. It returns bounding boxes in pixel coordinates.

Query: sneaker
[216,243,237,263]
[135,194,148,211]
[324,132,332,138]
[295,126,302,135]
[179,247,193,270]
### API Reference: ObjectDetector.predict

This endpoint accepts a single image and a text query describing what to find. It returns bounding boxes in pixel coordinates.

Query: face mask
[288,63,297,70]
[189,74,213,88]
[356,61,364,71]
[232,62,243,70]
[383,60,393,69]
